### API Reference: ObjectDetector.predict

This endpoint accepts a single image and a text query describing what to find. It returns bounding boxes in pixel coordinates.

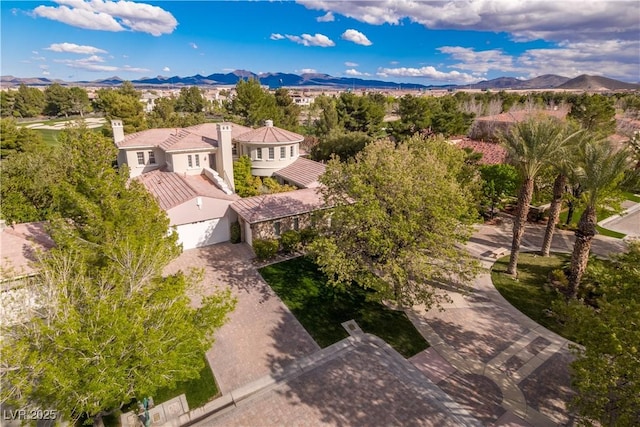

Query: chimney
[265,119,273,127]
[216,123,235,191]
[111,120,125,145]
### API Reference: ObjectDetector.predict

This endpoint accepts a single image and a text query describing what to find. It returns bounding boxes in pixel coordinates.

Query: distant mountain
[2,71,637,91]
[557,74,640,90]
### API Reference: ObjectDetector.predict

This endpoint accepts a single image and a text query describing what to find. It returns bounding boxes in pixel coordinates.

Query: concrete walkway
[406,217,627,426]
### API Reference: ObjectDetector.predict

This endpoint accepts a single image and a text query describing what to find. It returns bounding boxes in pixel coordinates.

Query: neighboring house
[140,92,160,113]
[113,119,327,250]
[452,138,508,165]
[469,109,568,141]
[231,188,329,246]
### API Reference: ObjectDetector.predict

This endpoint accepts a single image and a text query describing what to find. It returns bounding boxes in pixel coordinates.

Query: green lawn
[491,253,573,340]
[559,207,626,239]
[259,256,429,358]
[154,358,219,409]
[623,191,640,203]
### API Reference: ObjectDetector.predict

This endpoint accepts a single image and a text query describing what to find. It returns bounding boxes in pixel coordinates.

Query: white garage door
[176,217,229,250]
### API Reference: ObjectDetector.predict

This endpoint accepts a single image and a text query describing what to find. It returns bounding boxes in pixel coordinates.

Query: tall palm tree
[567,140,630,298]
[501,117,577,277]
[540,126,584,256]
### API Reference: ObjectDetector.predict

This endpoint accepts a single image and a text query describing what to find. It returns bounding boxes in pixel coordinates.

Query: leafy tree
[0,118,44,159]
[501,117,577,277]
[311,130,371,162]
[312,95,339,136]
[479,164,520,218]
[391,94,439,139]
[0,89,16,117]
[68,86,91,117]
[95,82,146,133]
[555,243,640,426]
[44,83,72,117]
[431,96,475,136]
[274,88,302,131]
[0,126,236,425]
[567,139,630,297]
[310,135,479,307]
[175,86,205,113]
[230,78,280,126]
[568,93,616,136]
[336,92,385,135]
[13,83,45,117]
[233,155,262,197]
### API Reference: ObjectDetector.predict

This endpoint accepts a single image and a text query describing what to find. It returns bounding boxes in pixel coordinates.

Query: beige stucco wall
[249,213,312,242]
[166,150,216,175]
[243,143,299,177]
[122,147,165,177]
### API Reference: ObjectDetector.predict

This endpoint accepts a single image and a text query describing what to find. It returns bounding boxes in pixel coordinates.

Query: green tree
[0,118,44,159]
[568,93,616,136]
[233,155,262,197]
[95,83,146,133]
[391,94,439,139]
[1,89,16,117]
[431,96,475,136]
[176,86,205,113]
[555,243,640,426]
[44,83,72,117]
[567,139,630,297]
[274,88,302,130]
[336,92,384,135]
[312,95,339,136]
[501,117,577,277]
[310,135,479,307]
[311,130,371,162]
[230,78,279,126]
[13,83,45,117]
[0,126,236,425]
[68,86,91,117]
[479,164,520,218]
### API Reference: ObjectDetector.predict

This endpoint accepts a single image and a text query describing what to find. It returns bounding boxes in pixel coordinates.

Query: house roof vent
[265,119,273,127]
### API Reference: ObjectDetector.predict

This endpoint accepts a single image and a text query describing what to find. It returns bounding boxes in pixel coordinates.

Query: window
[148,151,156,165]
[188,155,193,168]
[268,147,275,160]
[136,152,145,165]
[290,146,294,157]
[195,154,200,167]
[274,221,281,236]
[256,148,262,160]
[280,146,286,159]
[232,144,238,156]
[293,217,299,231]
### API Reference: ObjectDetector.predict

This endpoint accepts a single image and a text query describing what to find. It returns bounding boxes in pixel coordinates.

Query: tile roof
[231,187,327,224]
[273,157,326,188]
[475,109,567,124]
[1,222,54,279]
[455,139,507,165]
[136,169,237,212]
[235,124,304,144]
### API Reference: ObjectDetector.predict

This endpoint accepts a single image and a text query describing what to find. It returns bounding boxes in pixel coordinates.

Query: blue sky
[1,0,639,85]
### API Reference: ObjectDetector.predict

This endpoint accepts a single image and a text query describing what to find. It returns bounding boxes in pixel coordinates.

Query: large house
[112,119,326,250]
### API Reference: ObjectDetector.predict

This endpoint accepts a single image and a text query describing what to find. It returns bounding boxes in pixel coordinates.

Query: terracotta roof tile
[475,109,567,124]
[273,158,326,188]
[456,139,507,165]
[231,188,327,224]
[235,124,304,144]
[1,222,54,278]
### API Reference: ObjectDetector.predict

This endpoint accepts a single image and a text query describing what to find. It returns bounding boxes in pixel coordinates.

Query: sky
[1,0,639,85]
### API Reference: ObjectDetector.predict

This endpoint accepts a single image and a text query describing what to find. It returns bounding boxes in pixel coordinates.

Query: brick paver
[164,243,319,394]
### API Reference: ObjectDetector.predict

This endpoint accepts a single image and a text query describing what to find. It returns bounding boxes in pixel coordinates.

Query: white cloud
[341,29,372,46]
[34,0,177,36]
[55,54,150,73]
[345,61,358,67]
[162,66,170,72]
[298,68,317,74]
[42,70,50,76]
[377,65,477,83]
[45,42,107,55]
[297,0,637,43]
[189,42,198,49]
[437,46,517,73]
[285,33,335,47]
[32,50,39,55]
[317,11,334,22]
[270,33,285,40]
[345,69,370,76]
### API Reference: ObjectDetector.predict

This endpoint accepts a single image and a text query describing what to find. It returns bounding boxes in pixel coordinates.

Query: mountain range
[1,71,638,91]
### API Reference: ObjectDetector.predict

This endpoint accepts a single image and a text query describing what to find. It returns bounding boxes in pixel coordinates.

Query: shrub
[230,221,241,244]
[280,230,301,253]
[253,238,279,260]
[299,227,318,245]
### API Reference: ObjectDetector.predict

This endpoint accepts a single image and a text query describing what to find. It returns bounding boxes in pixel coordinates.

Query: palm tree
[501,117,577,277]
[567,140,630,298]
[540,126,584,256]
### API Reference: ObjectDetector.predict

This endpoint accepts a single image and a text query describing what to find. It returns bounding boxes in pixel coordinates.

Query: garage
[176,217,230,250]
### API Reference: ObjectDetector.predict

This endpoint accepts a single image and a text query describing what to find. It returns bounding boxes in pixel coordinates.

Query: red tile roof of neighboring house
[231,188,327,224]
[136,169,237,211]
[273,157,326,188]
[1,222,54,279]
[455,139,507,165]
[235,124,304,144]
[475,109,567,124]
